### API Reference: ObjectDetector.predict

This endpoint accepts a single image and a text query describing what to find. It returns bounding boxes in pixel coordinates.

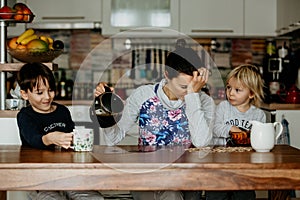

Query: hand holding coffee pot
[90,82,124,128]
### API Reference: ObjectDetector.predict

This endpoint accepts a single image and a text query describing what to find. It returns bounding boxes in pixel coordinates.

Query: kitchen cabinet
[25,0,102,29]
[275,110,300,149]
[262,108,300,197]
[244,0,277,37]
[264,108,300,149]
[101,0,179,36]
[0,118,20,145]
[179,0,244,37]
[276,0,300,35]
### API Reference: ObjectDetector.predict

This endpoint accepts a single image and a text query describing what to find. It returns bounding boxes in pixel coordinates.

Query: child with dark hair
[17,62,74,150]
[17,62,104,200]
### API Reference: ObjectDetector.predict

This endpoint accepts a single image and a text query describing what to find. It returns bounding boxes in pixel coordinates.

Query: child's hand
[230,126,242,133]
[42,132,73,149]
[187,68,209,94]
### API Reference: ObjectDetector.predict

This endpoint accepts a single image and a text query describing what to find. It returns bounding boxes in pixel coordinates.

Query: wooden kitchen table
[0,145,300,199]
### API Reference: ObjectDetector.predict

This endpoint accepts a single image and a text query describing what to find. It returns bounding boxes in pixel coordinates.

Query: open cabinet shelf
[0,62,58,71]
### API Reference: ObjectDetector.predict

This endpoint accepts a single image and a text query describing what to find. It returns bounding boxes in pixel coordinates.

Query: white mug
[71,128,94,151]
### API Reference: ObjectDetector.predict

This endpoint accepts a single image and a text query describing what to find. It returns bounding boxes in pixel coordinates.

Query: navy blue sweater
[17,102,75,149]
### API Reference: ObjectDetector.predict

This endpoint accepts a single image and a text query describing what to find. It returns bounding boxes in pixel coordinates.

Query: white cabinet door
[26,0,102,28]
[277,0,300,35]
[244,0,277,36]
[179,0,244,36]
[102,0,179,36]
[275,110,300,149]
[0,118,21,145]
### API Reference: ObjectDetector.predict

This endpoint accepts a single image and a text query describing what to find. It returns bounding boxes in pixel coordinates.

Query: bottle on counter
[54,71,60,97]
[57,69,67,100]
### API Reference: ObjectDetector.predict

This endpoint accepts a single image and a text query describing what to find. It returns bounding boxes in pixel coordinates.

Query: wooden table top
[0,145,300,191]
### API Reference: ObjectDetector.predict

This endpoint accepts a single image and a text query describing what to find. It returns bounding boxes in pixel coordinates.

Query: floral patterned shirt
[138,86,191,146]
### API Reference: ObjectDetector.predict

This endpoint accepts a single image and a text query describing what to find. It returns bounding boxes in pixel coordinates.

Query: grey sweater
[213,100,266,145]
[102,79,215,147]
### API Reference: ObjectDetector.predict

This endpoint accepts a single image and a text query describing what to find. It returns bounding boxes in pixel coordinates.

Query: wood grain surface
[0,145,299,194]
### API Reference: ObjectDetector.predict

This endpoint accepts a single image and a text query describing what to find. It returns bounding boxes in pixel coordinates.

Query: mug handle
[273,122,283,141]
[69,132,75,150]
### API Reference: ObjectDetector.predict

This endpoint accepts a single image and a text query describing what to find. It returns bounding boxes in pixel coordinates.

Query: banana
[49,43,54,50]
[16,29,35,44]
[39,35,49,44]
[20,34,38,45]
[47,36,54,44]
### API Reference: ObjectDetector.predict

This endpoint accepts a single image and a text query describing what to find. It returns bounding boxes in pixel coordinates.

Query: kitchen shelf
[0,62,58,71]
[0,110,18,118]
[260,103,300,111]
[0,100,92,118]
[0,1,38,110]
[0,14,35,23]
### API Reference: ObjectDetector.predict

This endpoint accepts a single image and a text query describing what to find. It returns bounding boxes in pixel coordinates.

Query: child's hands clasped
[42,132,74,149]
[187,67,209,94]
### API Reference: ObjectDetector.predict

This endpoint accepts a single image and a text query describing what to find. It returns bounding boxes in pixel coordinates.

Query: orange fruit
[7,37,18,49]
[23,7,32,15]
[14,10,23,21]
[22,7,32,21]
[16,44,27,50]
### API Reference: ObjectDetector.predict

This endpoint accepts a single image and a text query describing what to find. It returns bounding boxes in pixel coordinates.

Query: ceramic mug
[71,128,94,151]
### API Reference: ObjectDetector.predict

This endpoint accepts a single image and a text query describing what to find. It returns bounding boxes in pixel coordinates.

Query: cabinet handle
[276,27,289,33]
[119,29,162,32]
[191,29,234,33]
[42,16,85,20]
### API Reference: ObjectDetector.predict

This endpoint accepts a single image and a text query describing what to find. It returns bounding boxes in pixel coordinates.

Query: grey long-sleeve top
[102,79,215,148]
[212,100,266,145]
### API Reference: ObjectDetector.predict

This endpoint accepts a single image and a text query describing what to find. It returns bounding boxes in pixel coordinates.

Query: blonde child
[207,64,266,200]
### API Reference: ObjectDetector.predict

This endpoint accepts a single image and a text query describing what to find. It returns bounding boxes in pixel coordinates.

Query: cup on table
[71,128,94,151]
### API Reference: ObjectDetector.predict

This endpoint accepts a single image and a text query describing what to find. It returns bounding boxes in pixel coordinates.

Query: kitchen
[1,0,300,199]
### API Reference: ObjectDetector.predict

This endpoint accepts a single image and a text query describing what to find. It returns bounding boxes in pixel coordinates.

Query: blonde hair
[226,64,265,107]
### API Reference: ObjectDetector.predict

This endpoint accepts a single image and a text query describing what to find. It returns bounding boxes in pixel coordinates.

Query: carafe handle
[273,122,283,140]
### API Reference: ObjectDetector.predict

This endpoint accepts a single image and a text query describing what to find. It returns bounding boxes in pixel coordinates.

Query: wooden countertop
[260,103,300,111]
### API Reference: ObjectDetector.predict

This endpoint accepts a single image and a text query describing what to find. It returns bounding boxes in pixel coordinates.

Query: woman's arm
[101,85,154,146]
[185,92,215,147]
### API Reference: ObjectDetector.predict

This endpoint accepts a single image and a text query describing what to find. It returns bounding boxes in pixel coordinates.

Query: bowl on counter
[8,48,63,63]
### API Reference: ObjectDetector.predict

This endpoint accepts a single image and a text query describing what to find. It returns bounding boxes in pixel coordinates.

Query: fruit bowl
[8,48,63,63]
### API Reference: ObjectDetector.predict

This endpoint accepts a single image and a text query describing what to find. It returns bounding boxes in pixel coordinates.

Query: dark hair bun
[175,38,187,49]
